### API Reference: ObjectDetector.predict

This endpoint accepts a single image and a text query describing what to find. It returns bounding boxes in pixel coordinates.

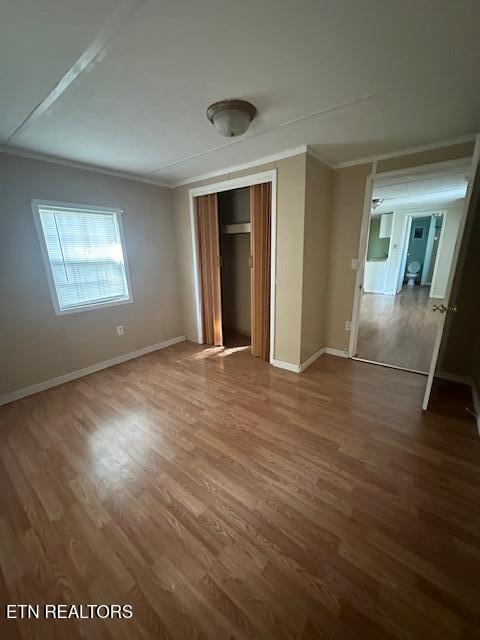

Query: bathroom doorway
[351,161,470,373]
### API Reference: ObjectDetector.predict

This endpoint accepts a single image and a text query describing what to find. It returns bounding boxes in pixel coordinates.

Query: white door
[422,138,480,409]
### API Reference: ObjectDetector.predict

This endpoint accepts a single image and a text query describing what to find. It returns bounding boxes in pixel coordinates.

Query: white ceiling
[1,0,480,185]
[373,166,469,213]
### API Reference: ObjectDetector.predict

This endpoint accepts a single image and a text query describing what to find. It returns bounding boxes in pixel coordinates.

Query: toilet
[405,260,421,286]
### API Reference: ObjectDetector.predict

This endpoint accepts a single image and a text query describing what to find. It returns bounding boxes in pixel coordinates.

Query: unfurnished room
[1,2,480,639]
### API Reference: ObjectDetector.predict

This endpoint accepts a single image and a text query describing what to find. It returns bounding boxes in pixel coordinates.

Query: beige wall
[325,163,372,351]
[300,154,333,362]
[376,141,475,173]
[0,153,183,396]
[173,156,307,366]
[274,154,307,365]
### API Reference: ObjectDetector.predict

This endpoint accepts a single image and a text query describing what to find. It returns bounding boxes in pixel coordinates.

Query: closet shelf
[221,223,251,235]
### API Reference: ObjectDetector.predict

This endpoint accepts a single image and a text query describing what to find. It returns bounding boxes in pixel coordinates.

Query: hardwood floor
[1,341,480,639]
[356,285,440,372]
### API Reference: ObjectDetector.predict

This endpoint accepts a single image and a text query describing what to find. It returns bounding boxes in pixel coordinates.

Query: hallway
[356,285,441,372]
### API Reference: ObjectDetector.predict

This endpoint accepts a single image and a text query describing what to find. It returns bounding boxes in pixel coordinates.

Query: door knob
[432,304,457,313]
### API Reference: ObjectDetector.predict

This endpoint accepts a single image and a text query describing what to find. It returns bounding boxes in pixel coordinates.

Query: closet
[195,182,271,362]
[219,188,251,348]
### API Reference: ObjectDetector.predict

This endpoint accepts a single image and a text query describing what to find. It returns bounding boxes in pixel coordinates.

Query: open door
[423,139,480,409]
[250,182,271,361]
[195,194,223,346]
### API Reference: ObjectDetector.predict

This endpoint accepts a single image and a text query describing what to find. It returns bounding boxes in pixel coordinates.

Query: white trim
[189,189,204,344]
[172,147,306,188]
[334,134,476,169]
[0,335,186,407]
[1,146,169,187]
[32,199,125,215]
[31,199,134,316]
[325,347,349,358]
[0,145,170,188]
[299,348,325,373]
[374,157,472,184]
[429,210,450,297]
[4,135,476,192]
[190,170,277,198]
[189,170,277,364]
[271,359,300,373]
[306,146,335,169]
[348,171,375,358]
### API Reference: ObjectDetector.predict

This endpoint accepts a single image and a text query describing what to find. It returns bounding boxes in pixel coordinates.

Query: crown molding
[305,146,335,169]
[170,145,308,188]
[334,133,477,169]
[0,145,170,188]
[2,133,477,191]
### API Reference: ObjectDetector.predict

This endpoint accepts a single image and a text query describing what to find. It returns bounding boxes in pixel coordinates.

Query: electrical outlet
[345,320,352,331]
[116,325,124,336]
[351,258,358,270]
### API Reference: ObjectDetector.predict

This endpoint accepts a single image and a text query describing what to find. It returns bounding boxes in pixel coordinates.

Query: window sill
[54,296,133,316]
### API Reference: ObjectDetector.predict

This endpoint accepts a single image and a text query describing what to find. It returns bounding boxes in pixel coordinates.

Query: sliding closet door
[196,194,223,346]
[250,183,271,361]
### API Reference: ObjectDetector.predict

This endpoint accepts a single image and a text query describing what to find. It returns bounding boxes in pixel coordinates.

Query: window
[32,201,132,314]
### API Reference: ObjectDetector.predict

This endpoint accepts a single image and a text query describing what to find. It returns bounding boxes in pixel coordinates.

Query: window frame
[31,199,133,316]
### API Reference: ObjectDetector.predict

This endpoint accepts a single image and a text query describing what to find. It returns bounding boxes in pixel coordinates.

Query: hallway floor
[356,285,440,372]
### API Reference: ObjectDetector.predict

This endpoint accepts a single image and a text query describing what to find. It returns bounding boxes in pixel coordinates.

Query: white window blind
[34,203,131,313]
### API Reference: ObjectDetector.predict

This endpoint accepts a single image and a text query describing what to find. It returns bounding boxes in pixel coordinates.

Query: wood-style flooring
[356,285,441,372]
[1,341,480,639]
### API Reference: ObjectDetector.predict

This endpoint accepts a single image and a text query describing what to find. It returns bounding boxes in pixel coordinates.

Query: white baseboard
[0,335,186,407]
[272,346,348,374]
[325,347,349,358]
[299,348,325,373]
[271,358,300,373]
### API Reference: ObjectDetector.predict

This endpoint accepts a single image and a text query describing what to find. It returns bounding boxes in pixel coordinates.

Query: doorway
[189,171,277,363]
[352,162,470,374]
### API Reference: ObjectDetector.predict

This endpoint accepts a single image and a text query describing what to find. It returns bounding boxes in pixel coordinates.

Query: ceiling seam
[4,0,146,145]
[145,49,480,179]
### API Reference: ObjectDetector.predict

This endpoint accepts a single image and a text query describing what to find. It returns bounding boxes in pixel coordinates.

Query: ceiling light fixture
[206,99,257,137]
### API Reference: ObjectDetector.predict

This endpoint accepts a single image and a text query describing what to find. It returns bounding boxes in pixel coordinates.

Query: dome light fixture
[206,99,257,137]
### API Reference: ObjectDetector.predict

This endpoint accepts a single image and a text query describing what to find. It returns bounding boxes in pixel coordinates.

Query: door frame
[349,156,475,363]
[348,165,376,358]
[188,169,277,364]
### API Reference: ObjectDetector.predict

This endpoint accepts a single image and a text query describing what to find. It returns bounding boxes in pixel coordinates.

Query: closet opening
[192,173,275,364]
[218,188,251,349]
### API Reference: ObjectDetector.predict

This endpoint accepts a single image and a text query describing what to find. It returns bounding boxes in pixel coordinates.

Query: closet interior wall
[218,188,251,347]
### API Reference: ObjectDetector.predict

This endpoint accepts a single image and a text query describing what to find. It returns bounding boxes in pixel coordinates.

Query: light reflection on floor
[187,345,250,360]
